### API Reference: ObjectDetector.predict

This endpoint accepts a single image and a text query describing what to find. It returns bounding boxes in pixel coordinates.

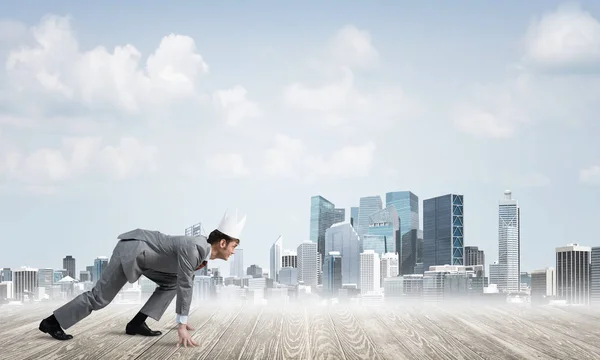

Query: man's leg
[39,254,128,340]
[125,269,177,336]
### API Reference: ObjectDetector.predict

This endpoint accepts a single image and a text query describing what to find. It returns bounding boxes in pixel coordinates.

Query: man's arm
[175,242,198,324]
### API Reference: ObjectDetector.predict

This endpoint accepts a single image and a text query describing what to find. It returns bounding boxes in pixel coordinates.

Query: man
[39,209,246,347]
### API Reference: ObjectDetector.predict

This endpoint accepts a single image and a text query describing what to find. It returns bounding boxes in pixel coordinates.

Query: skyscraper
[325,222,361,287]
[556,244,591,305]
[360,250,380,294]
[309,196,345,264]
[385,191,419,273]
[592,246,600,305]
[422,194,464,271]
[324,251,342,296]
[63,255,76,279]
[357,196,383,239]
[464,246,485,275]
[498,190,520,292]
[297,241,318,287]
[270,236,283,282]
[93,257,109,284]
[350,207,359,228]
[230,249,244,278]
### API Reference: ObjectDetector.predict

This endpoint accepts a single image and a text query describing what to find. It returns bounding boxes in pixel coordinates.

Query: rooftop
[1,301,599,359]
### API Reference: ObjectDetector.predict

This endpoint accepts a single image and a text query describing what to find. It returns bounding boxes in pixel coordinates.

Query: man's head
[207,229,239,260]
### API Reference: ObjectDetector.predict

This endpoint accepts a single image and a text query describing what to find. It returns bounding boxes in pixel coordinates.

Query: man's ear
[219,239,227,248]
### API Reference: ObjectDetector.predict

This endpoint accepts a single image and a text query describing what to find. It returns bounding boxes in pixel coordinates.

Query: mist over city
[1,0,600,359]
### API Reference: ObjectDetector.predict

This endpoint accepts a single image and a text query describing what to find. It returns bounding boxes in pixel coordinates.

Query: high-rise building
[310,196,345,264]
[270,236,283,282]
[385,191,420,273]
[357,196,383,239]
[13,267,38,301]
[185,222,203,237]
[464,246,485,276]
[366,206,400,254]
[85,265,94,282]
[297,241,318,287]
[556,244,591,305]
[93,257,109,284]
[325,222,361,287]
[246,265,263,278]
[281,250,297,268]
[1,268,12,282]
[380,252,399,284]
[360,250,380,294]
[592,246,600,305]
[531,267,556,304]
[423,194,464,271]
[38,268,54,288]
[324,251,342,296]
[497,190,520,292]
[230,249,244,278]
[63,255,76,279]
[350,207,359,229]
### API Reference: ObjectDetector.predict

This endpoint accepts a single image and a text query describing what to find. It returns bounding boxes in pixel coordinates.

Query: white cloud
[283,66,418,128]
[522,3,600,72]
[263,133,376,181]
[328,25,379,70]
[4,15,209,114]
[580,165,600,185]
[0,20,28,45]
[213,85,262,126]
[205,153,249,178]
[1,136,157,186]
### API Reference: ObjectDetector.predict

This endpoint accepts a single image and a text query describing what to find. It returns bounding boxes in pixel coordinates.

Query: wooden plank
[137,304,240,360]
[305,305,346,360]
[425,308,524,360]
[11,304,137,360]
[328,306,383,360]
[237,305,284,360]
[276,306,310,360]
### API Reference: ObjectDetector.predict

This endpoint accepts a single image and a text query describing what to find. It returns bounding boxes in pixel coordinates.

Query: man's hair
[207,229,240,245]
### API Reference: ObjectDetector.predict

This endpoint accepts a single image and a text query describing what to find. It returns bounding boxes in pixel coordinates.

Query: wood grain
[2,303,600,360]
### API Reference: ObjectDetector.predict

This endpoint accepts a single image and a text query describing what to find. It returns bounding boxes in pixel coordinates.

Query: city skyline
[1,1,600,275]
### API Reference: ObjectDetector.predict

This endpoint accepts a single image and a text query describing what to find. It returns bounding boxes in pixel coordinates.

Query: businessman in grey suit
[39,210,246,347]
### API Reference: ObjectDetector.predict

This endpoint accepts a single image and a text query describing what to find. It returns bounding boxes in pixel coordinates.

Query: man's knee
[87,288,115,310]
[157,283,177,292]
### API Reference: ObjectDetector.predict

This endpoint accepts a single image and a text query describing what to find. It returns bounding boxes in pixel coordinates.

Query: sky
[0,1,599,277]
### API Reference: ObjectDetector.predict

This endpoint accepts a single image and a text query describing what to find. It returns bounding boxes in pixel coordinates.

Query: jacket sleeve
[175,242,199,317]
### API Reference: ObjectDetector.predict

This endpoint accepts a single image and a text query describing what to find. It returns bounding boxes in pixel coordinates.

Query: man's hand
[176,323,197,348]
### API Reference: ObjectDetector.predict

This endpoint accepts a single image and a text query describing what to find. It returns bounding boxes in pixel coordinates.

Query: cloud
[205,153,249,178]
[1,136,157,186]
[283,66,419,128]
[522,3,600,72]
[327,25,379,70]
[263,133,376,181]
[579,165,600,185]
[4,15,209,115]
[213,85,262,126]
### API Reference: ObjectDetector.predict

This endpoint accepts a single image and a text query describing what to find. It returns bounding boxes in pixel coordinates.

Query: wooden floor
[1,301,600,360]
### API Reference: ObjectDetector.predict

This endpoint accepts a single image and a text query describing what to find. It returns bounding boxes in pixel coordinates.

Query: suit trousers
[53,243,178,330]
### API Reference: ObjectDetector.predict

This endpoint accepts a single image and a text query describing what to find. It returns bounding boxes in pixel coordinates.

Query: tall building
[13,267,38,301]
[531,267,556,304]
[310,196,345,264]
[297,241,318,287]
[93,257,109,284]
[324,251,343,296]
[423,194,464,271]
[366,206,400,254]
[592,246,600,305]
[380,252,399,284]
[385,191,420,273]
[281,250,297,268]
[464,246,485,275]
[360,250,381,294]
[556,244,591,305]
[1,268,12,282]
[270,236,283,282]
[85,265,94,282]
[497,190,520,292]
[230,249,244,278]
[350,207,359,228]
[63,255,76,279]
[325,222,361,287]
[38,268,54,288]
[185,222,203,237]
[357,196,383,239]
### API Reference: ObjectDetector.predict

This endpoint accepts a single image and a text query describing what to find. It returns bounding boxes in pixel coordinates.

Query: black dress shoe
[125,321,162,336]
[39,318,73,340]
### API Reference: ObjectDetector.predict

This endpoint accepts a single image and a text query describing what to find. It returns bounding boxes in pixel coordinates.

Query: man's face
[217,239,239,260]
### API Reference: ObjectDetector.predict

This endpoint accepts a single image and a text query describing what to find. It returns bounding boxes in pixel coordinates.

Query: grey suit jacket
[115,228,211,317]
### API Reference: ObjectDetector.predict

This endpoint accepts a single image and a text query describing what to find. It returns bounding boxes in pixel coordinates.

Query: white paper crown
[217,209,247,239]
